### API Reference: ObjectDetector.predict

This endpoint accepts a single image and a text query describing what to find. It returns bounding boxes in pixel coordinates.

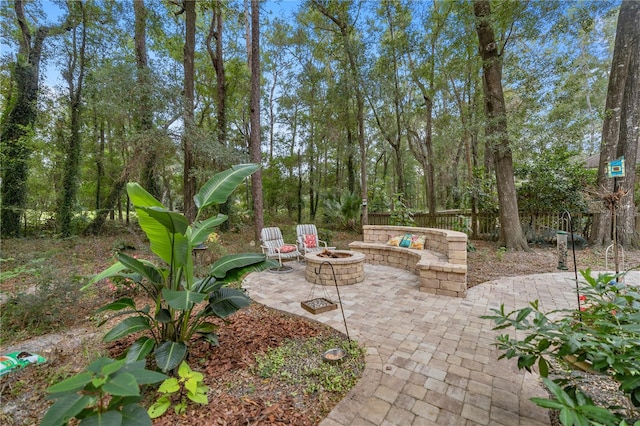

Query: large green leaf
[137,207,189,235]
[47,372,93,395]
[100,359,127,377]
[102,372,140,396]
[96,298,137,314]
[104,317,151,342]
[192,277,217,294]
[40,394,94,426]
[194,164,259,210]
[121,368,167,386]
[83,262,129,290]
[147,396,171,419]
[125,337,156,363]
[87,357,120,374]
[162,288,207,310]
[194,322,218,334]
[136,207,190,269]
[155,308,172,323]
[215,259,278,283]
[127,183,176,266]
[189,215,227,246]
[116,253,163,285]
[172,233,190,271]
[208,288,251,318]
[209,253,269,279]
[155,341,187,372]
[77,410,122,426]
[121,404,153,426]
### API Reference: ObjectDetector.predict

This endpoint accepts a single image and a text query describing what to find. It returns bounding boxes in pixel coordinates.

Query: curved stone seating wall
[348,225,468,297]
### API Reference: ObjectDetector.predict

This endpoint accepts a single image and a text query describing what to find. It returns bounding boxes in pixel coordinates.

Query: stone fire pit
[304,249,365,286]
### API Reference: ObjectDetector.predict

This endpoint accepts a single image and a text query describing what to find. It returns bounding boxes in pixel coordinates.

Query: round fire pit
[304,250,365,286]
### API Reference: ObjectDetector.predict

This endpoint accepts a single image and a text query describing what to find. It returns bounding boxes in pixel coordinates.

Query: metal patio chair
[260,227,301,266]
[296,224,328,255]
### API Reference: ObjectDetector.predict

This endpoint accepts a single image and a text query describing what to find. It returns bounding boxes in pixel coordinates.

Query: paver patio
[243,262,640,426]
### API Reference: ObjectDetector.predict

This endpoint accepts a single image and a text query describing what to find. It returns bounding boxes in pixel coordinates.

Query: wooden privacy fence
[367,211,594,243]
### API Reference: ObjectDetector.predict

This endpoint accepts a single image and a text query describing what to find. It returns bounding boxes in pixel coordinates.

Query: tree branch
[14,0,31,55]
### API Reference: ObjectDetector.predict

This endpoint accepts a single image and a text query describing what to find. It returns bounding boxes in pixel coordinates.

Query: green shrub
[515,147,593,214]
[42,357,166,426]
[483,269,640,425]
[389,193,415,226]
[322,191,361,231]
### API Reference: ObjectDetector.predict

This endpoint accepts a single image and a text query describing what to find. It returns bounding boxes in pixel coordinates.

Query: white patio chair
[296,224,328,255]
[260,227,300,265]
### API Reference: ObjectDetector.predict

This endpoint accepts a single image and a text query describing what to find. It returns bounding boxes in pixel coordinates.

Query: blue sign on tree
[607,157,625,178]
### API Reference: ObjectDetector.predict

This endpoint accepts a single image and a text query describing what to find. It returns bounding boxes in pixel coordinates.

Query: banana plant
[84,164,277,372]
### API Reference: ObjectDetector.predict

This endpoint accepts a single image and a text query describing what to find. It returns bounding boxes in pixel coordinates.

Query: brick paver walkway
[243,262,640,426]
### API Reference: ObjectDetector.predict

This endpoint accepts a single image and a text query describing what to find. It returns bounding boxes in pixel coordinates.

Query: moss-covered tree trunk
[182,0,197,222]
[1,1,71,237]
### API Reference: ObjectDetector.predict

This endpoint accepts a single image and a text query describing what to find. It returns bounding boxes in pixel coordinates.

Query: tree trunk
[591,1,640,247]
[182,0,197,222]
[616,1,640,247]
[448,69,481,236]
[405,3,447,217]
[85,171,129,235]
[297,150,302,223]
[249,0,264,241]
[134,0,161,200]
[268,69,278,162]
[59,3,86,237]
[308,132,316,219]
[1,1,72,237]
[206,1,227,149]
[474,0,529,251]
[95,115,105,211]
[206,0,231,231]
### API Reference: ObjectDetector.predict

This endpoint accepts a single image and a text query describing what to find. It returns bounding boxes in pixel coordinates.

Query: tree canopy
[1,0,635,246]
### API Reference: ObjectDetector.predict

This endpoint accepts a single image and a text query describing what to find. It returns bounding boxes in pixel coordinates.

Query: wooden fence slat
[367,212,595,241]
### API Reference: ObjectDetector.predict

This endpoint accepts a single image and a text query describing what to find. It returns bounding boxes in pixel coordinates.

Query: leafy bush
[464,167,498,214]
[42,357,166,426]
[389,193,415,226]
[85,165,277,372]
[322,191,361,230]
[515,147,593,214]
[483,269,640,425]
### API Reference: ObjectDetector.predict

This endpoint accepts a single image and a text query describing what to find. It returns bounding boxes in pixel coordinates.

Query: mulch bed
[110,303,346,426]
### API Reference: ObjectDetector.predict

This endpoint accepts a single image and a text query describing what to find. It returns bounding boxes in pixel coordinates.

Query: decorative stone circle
[304,250,365,286]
